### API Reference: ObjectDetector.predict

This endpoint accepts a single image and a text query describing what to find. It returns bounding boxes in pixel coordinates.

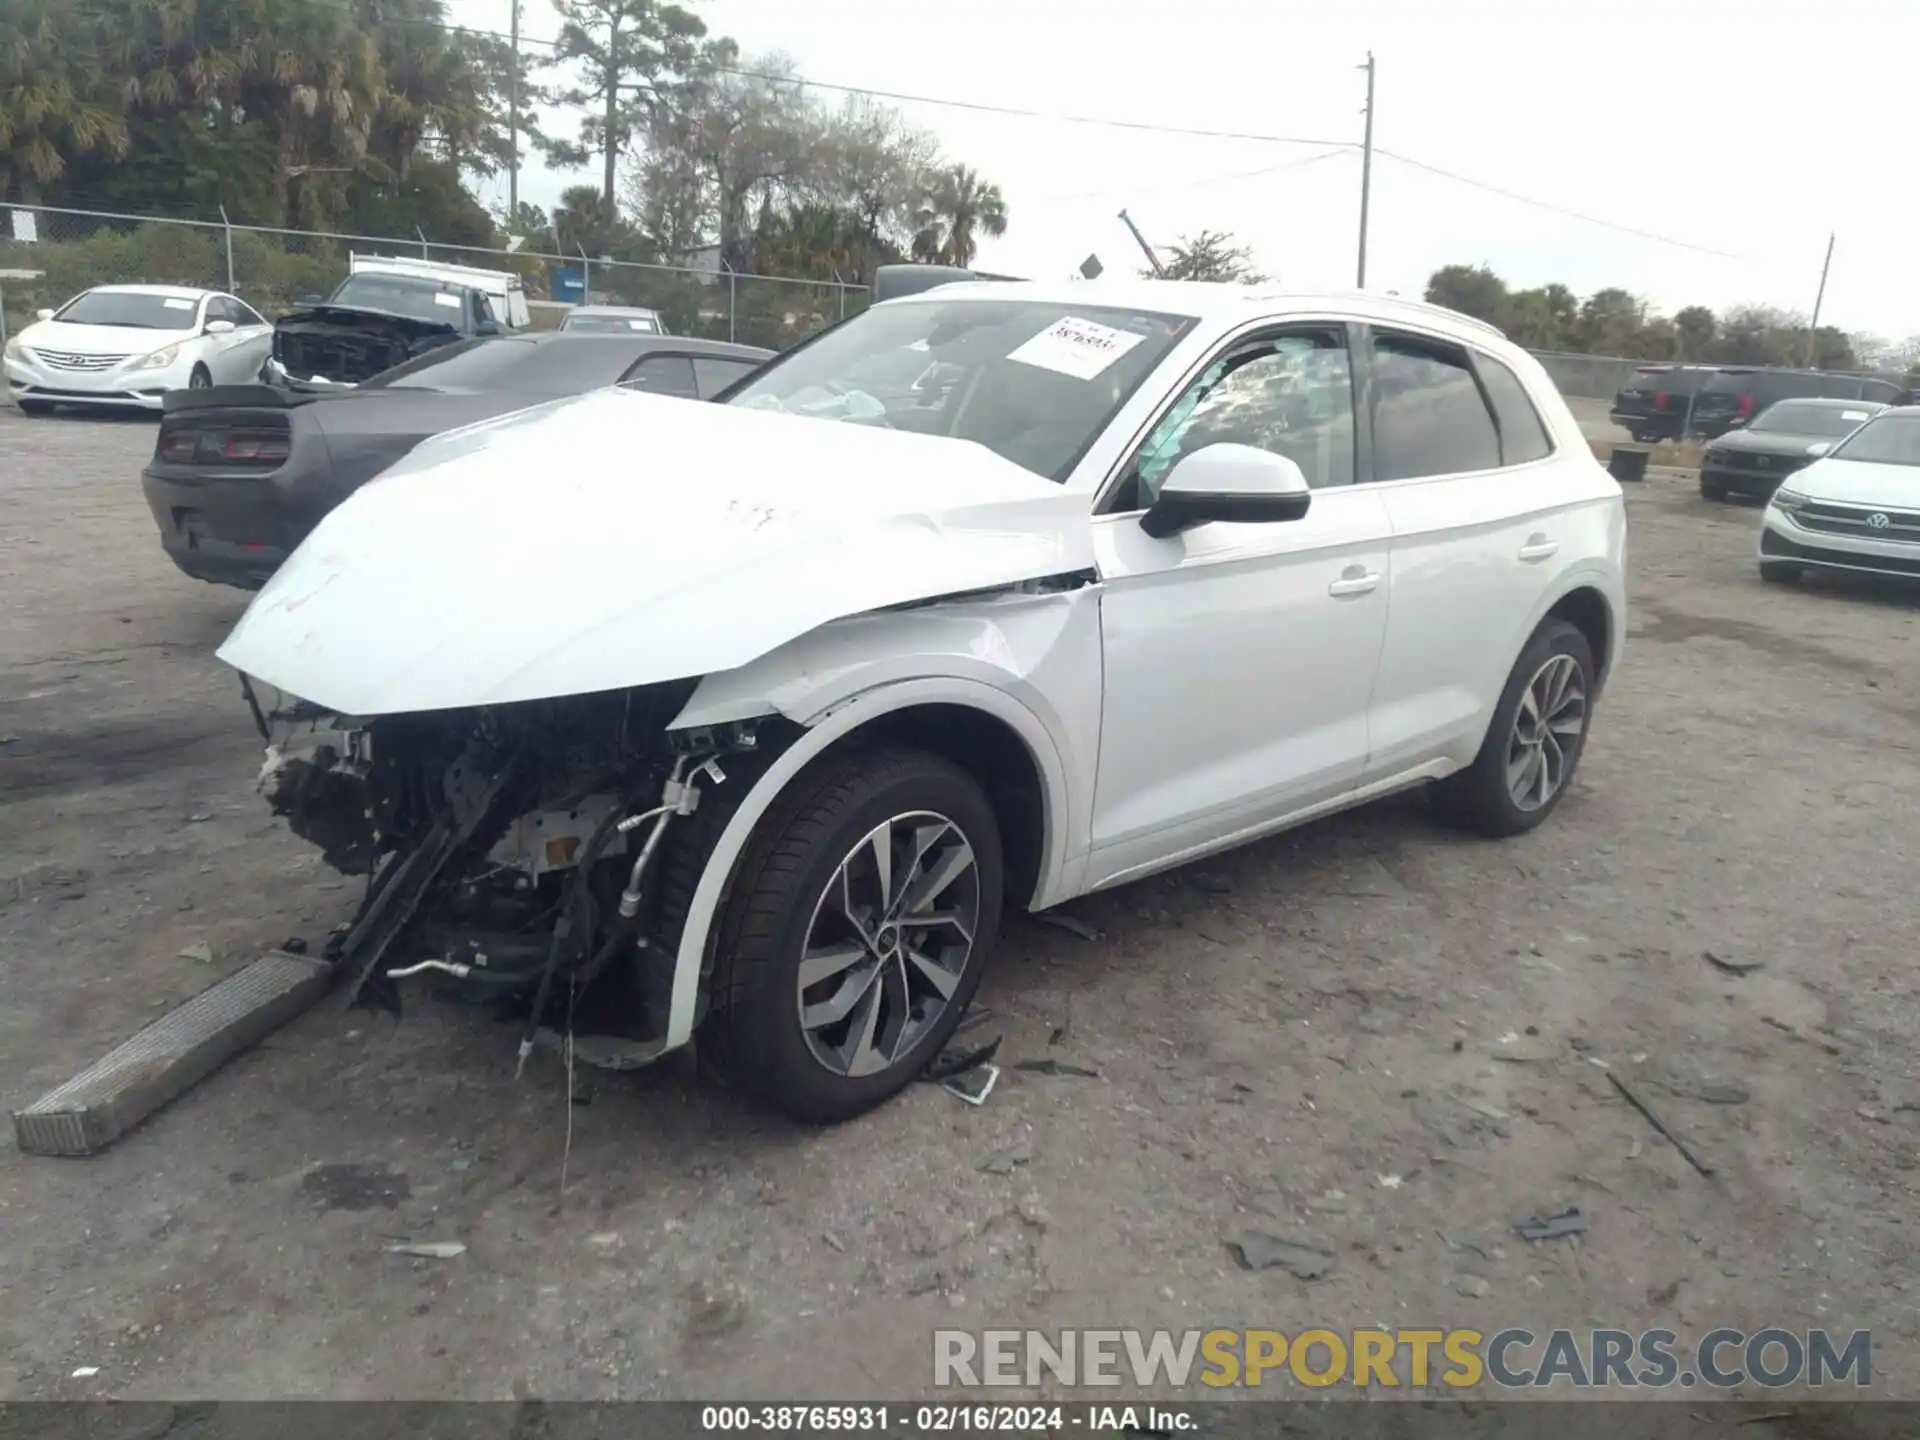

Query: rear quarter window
[1474,352,1553,464]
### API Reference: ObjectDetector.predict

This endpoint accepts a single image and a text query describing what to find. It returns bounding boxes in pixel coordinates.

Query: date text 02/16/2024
[698,1405,1194,1433]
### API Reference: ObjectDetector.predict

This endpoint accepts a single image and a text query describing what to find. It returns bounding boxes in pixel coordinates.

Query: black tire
[1760,561,1803,586]
[698,744,1004,1123]
[188,364,212,390]
[1700,478,1727,501]
[1632,428,1658,445]
[1431,618,1597,839]
[15,399,54,416]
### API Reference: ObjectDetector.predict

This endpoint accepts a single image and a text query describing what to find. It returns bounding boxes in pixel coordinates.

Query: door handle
[1327,570,1380,598]
[1518,536,1559,562]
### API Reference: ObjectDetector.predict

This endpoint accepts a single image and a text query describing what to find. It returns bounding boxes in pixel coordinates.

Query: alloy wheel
[795,811,981,1078]
[1506,653,1587,811]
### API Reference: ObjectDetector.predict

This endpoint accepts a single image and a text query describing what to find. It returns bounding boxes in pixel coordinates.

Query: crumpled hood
[217,387,1093,716]
[276,304,459,338]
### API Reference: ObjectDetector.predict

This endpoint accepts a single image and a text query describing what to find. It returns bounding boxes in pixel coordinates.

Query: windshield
[328,274,482,326]
[1830,412,1920,467]
[723,298,1198,481]
[564,313,658,334]
[54,290,200,331]
[1749,401,1880,437]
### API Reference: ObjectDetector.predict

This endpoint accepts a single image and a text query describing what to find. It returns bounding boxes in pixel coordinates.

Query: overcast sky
[453,0,1919,346]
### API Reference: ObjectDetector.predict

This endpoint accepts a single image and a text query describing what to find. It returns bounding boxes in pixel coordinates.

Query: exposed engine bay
[252,679,784,1066]
[271,306,460,387]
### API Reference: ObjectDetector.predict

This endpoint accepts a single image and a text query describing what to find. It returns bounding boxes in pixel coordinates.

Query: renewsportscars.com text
[933,1327,1872,1390]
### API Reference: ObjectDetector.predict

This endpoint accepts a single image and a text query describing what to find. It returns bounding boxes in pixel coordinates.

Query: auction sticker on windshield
[1843,410,1868,420]
[1008,316,1145,381]
[433,292,462,309]
[163,298,195,310]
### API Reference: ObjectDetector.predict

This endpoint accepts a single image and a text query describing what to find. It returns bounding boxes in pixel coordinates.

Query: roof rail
[1415,300,1508,340]
[872,264,982,303]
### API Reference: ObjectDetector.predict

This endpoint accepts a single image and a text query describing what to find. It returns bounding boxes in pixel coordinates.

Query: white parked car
[559,304,669,335]
[1760,405,1920,583]
[218,279,1627,1122]
[4,284,274,415]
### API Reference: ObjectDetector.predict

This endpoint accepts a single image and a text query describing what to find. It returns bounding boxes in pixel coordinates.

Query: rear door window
[619,353,699,399]
[1473,352,1553,464]
[692,356,761,399]
[1368,330,1501,480]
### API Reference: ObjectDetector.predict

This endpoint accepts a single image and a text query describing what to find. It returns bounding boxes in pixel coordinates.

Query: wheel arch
[658,678,1075,1054]
[1545,583,1616,694]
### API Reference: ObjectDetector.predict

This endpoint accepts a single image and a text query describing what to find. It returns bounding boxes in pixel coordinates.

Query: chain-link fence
[0,203,868,353]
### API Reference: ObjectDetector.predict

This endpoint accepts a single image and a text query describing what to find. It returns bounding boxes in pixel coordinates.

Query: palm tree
[0,1,129,203]
[915,163,1007,269]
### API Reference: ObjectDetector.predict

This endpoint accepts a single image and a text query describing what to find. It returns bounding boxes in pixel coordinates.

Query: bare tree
[1149,229,1266,285]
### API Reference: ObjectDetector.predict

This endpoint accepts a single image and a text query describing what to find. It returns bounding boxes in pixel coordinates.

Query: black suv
[1609,364,1723,442]
[1689,367,1911,440]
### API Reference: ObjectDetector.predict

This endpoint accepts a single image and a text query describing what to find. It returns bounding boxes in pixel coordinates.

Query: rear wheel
[698,745,1004,1123]
[1432,618,1596,839]
[1760,561,1803,586]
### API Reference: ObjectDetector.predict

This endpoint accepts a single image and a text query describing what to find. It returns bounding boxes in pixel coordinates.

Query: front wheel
[698,744,1004,1123]
[188,364,212,390]
[1700,478,1728,501]
[15,398,54,416]
[1431,618,1597,838]
[1759,561,1803,586]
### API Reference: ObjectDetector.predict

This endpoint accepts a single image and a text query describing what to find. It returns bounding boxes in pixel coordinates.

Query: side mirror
[204,319,236,335]
[295,293,325,307]
[1726,416,1747,429]
[1140,444,1312,539]
[474,319,501,337]
[35,308,54,321]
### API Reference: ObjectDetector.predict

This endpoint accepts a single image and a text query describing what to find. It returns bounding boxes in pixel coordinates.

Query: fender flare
[660,676,1075,1051]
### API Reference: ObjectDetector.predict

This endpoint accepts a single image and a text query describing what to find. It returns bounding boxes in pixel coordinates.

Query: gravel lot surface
[3,403,1918,1409]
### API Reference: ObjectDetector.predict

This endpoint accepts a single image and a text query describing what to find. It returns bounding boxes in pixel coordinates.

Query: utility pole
[507,0,521,219]
[1118,209,1164,277]
[1356,51,1375,289]
[1805,231,1835,367]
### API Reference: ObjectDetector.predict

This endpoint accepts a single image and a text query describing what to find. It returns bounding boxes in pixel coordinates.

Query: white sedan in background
[4,285,274,415]
[1761,406,1920,584]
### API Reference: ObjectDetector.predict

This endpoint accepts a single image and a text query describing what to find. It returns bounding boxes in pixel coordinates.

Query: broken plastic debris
[71,1367,100,1379]
[1514,1207,1590,1242]
[1226,1232,1337,1280]
[923,1033,1002,1084]
[1033,911,1100,942]
[978,1146,1033,1176]
[178,942,213,963]
[1703,950,1763,977]
[1376,1173,1404,1190]
[942,1064,999,1106]
[1012,1058,1099,1079]
[384,1241,467,1259]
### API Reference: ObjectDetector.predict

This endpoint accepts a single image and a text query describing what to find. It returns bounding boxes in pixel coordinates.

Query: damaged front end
[254,680,780,1065]
[268,307,461,389]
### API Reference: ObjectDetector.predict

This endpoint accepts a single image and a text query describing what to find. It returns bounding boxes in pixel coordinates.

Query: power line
[239,5,1774,262]
[1372,148,1749,260]
[1032,146,1354,206]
